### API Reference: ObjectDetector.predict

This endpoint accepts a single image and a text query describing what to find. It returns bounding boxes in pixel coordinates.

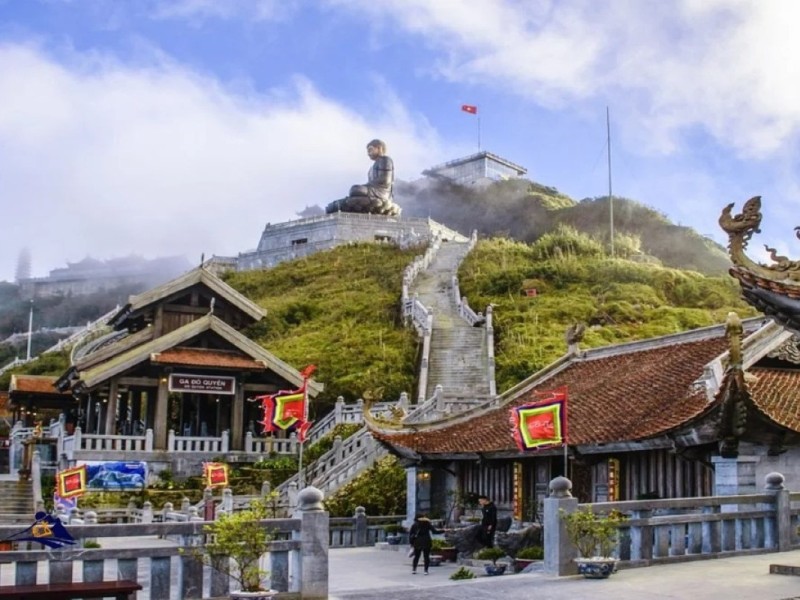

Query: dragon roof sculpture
[719,196,800,333]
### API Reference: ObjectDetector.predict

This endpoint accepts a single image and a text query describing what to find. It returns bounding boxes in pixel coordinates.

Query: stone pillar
[765,472,791,552]
[544,476,578,576]
[104,379,119,435]
[405,466,419,529]
[154,377,169,450]
[294,486,328,599]
[354,506,367,546]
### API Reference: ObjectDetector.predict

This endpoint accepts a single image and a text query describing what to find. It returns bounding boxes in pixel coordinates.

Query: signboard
[608,458,620,502]
[80,461,147,490]
[168,374,235,395]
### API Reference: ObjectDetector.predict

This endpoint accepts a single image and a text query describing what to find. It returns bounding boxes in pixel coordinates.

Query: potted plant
[476,546,507,576]
[431,537,456,562]
[202,499,276,598]
[560,507,626,579]
[513,545,543,572]
[383,523,405,545]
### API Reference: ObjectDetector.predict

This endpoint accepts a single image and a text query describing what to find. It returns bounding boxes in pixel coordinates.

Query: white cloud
[0,43,443,281]
[331,0,800,160]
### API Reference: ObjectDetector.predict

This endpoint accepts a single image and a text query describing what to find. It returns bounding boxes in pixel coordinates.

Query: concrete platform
[328,547,800,600]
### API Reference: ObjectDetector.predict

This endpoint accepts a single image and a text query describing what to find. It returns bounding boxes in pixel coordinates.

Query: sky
[2,0,800,282]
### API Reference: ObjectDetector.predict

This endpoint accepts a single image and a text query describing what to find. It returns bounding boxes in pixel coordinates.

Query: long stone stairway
[412,241,491,399]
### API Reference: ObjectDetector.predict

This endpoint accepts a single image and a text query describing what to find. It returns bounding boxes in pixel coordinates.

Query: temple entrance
[167,393,231,437]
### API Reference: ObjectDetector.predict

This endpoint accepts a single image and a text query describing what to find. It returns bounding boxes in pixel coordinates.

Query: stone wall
[237,212,467,271]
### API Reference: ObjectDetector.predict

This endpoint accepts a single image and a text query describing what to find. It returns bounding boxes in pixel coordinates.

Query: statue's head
[366,139,387,159]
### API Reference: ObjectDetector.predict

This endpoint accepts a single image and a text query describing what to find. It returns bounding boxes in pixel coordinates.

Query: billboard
[79,461,147,490]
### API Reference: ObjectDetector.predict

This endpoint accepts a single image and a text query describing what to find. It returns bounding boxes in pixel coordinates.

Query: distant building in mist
[422,151,527,186]
[19,255,192,298]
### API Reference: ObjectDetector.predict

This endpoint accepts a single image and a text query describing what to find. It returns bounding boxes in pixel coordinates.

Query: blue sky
[1,0,800,282]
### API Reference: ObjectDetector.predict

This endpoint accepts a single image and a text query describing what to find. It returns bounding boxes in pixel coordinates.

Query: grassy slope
[457,235,756,392]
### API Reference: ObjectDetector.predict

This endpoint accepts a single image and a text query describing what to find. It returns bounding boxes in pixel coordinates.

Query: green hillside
[456,229,756,392]
[396,178,731,275]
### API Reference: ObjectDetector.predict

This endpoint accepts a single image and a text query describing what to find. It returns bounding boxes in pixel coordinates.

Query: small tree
[560,507,626,559]
[202,499,274,592]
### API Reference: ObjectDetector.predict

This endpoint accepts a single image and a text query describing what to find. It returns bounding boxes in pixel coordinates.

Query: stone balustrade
[543,472,799,576]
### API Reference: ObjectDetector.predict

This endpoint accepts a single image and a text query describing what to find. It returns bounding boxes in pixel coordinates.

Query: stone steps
[0,480,33,521]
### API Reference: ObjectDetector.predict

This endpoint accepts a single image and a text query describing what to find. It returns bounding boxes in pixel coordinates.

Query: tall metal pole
[607,106,614,257]
[26,300,33,360]
[478,116,482,152]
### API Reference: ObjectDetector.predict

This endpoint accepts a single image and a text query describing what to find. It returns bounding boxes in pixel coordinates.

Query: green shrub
[450,566,476,580]
[476,547,506,564]
[383,523,406,535]
[431,538,451,551]
[516,546,544,560]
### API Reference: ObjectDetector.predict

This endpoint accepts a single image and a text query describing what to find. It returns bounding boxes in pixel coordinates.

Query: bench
[0,580,141,599]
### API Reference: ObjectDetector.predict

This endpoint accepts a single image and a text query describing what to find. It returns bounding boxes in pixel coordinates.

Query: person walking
[478,495,497,548]
[408,514,442,575]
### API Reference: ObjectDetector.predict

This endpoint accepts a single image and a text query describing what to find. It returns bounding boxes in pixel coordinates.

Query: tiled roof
[374,336,729,454]
[747,367,800,431]
[9,375,70,395]
[151,347,266,370]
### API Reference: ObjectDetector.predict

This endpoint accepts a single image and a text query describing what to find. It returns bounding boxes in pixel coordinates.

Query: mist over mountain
[395,178,731,275]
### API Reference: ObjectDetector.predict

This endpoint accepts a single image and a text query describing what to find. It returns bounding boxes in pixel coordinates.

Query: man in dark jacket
[478,495,497,548]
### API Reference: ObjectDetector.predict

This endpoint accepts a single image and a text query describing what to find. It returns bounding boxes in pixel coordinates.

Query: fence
[0,487,329,600]
[543,472,798,576]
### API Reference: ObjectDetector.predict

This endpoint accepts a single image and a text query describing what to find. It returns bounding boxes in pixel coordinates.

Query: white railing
[65,427,152,457]
[244,432,298,455]
[403,385,494,425]
[168,430,228,453]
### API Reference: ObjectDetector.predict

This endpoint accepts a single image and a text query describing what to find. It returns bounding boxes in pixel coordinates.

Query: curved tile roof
[374,336,729,454]
[747,367,800,432]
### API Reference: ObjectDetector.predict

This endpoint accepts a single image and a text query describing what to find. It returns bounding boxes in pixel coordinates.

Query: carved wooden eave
[720,196,800,333]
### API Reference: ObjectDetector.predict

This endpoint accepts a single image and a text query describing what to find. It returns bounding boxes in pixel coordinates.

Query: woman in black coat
[408,514,442,575]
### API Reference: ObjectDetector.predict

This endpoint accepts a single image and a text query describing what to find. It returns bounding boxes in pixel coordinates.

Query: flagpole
[478,116,482,152]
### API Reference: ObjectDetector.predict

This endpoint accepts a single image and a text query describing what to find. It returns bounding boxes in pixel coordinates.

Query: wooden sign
[169,374,235,395]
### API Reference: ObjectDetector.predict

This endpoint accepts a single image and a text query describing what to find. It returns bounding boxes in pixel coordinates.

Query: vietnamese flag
[461,104,478,115]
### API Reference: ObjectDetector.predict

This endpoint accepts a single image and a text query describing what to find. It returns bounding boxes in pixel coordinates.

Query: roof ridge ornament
[719,196,800,333]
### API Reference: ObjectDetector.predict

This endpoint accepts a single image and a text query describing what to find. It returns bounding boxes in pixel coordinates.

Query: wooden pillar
[231,381,244,451]
[104,380,119,435]
[154,377,170,450]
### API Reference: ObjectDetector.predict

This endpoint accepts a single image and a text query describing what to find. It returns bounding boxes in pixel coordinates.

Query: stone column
[543,476,578,576]
[765,472,791,552]
[104,379,119,435]
[405,466,419,529]
[295,486,329,599]
[154,377,169,450]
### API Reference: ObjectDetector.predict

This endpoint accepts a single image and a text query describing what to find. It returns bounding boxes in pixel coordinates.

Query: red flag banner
[204,462,229,488]
[461,104,478,115]
[56,465,87,499]
[511,387,568,451]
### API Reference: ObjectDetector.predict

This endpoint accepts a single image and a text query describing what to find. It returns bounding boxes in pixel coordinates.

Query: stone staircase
[0,479,34,523]
[412,241,491,399]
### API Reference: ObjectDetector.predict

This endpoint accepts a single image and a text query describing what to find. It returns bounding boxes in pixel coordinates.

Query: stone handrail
[403,385,493,424]
[244,432,298,455]
[169,429,228,454]
[416,309,434,403]
[486,304,497,397]
[275,426,387,508]
[543,472,797,576]
[0,487,329,598]
[62,427,152,460]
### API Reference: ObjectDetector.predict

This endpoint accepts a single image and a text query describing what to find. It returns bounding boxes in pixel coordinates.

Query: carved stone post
[294,486,329,599]
[544,476,578,576]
